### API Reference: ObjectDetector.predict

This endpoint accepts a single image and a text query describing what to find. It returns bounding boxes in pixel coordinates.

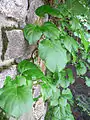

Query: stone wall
[0,0,47,120]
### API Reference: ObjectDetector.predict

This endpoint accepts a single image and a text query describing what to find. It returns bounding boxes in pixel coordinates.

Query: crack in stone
[1,26,22,31]
[25,15,28,24]
[6,16,18,23]
[1,26,22,61]
[0,12,18,23]
[27,0,30,10]
[25,0,30,24]
[1,27,9,61]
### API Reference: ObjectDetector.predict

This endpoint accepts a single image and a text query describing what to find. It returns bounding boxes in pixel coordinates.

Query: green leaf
[0,85,33,118]
[58,71,70,88]
[57,69,74,88]
[45,102,74,120]
[15,75,27,86]
[50,89,60,106]
[50,99,58,106]
[59,97,67,107]
[81,51,87,60]
[85,77,90,87]
[66,0,73,9]
[24,24,42,44]
[52,89,60,100]
[4,76,13,86]
[53,107,61,119]
[4,75,28,87]
[76,62,87,75]
[18,60,44,80]
[52,103,74,120]
[41,22,60,39]
[70,18,81,30]
[57,4,69,17]
[41,83,53,101]
[66,69,75,84]
[41,80,59,101]
[62,88,73,100]
[70,1,88,15]
[80,30,89,52]
[39,40,67,72]
[87,55,90,63]
[64,36,78,53]
[35,5,62,18]
[65,104,74,120]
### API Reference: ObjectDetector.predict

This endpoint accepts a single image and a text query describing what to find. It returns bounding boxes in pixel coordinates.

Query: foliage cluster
[0,0,90,119]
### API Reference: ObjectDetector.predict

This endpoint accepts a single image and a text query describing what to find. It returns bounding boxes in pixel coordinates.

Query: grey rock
[33,85,41,98]
[27,0,44,24]
[0,15,18,61]
[0,0,28,22]
[0,14,18,28]
[0,65,17,88]
[0,0,47,120]
[33,85,47,120]
[0,59,15,68]
[5,30,35,60]
[0,29,2,62]
[33,98,47,120]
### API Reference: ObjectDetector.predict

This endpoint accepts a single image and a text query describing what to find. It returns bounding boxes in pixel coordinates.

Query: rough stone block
[0,65,17,88]
[0,0,28,22]
[0,30,2,62]
[0,0,47,119]
[0,15,18,61]
[27,0,44,23]
[0,14,18,28]
[33,98,47,120]
[5,30,35,60]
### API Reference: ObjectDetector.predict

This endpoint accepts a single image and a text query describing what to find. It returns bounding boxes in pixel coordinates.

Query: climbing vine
[0,0,90,119]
